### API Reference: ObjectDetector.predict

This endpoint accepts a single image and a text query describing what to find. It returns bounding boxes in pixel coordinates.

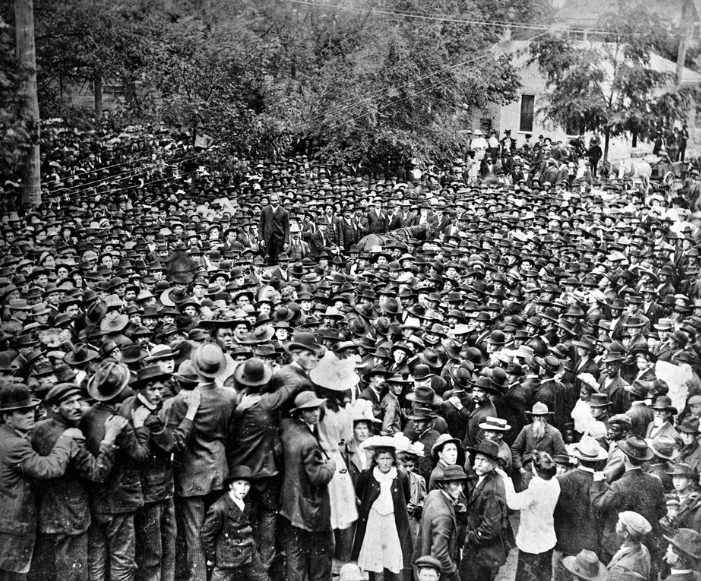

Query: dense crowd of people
[4,121,701,581]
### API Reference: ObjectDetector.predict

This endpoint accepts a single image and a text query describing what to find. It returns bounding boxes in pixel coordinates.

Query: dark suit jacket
[591,467,666,557]
[309,230,332,258]
[367,209,388,233]
[414,489,460,581]
[201,493,256,568]
[464,471,508,568]
[279,417,335,532]
[554,468,599,555]
[259,205,290,244]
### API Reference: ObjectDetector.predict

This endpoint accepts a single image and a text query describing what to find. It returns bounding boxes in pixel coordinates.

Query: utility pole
[677,0,694,86]
[14,0,41,208]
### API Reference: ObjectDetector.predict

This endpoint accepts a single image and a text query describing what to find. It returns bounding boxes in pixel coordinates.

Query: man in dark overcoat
[258,193,290,265]
[30,383,126,581]
[553,437,607,581]
[279,391,336,581]
[414,465,466,581]
[0,384,81,581]
[460,440,509,581]
[591,436,666,575]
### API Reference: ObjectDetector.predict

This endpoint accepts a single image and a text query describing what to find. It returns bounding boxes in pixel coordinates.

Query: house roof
[494,39,701,88]
[552,0,700,30]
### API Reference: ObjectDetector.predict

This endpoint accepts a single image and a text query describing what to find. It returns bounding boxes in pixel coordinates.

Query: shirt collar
[137,393,157,411]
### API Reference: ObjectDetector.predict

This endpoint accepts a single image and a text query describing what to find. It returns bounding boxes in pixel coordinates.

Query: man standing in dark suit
[366,200,387,234]
[591,436,666,574]
[553,438,607,581]
[280,391,336,581]
[258,193,290,265]
[460,439,509,581]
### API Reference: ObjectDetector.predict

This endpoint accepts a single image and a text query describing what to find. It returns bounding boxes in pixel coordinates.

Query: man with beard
[462,376,498,450]
[511,403,567,491]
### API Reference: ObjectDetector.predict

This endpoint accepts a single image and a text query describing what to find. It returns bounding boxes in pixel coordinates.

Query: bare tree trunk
[94,68,103,122]
[604,128,610,163]
[14,0,41,208]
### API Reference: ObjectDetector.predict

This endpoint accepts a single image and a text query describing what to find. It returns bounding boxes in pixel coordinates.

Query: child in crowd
[201,465,268,581]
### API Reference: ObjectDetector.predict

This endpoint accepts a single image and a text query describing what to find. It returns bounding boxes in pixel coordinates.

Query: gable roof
[494,39,701,89]
[552,0,699,30]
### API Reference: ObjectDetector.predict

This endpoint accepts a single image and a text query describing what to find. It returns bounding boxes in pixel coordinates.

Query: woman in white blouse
[496,451,561,581]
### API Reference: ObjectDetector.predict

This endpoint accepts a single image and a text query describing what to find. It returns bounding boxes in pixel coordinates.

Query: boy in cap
[30,383,128,581]
[201,465,267,581]
[608,511,652,580]
[415,555,444,581]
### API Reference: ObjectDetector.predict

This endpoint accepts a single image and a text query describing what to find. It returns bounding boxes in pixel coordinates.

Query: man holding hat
[0,383,83,581]
[279,391,336,581]
[592,436,666,569]
[121,365,201,581]
[607,511,652,579]
[30,383,128,581]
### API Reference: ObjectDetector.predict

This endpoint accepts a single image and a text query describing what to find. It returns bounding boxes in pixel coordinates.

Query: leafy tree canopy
[529,0,698,157]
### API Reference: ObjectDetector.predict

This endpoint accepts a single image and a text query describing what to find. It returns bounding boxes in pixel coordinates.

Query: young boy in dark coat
[201,465,268,581]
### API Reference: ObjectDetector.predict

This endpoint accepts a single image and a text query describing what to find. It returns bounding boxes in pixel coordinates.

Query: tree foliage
[530,0,697,157]
[7,0,548,164]
[0,17,35,177]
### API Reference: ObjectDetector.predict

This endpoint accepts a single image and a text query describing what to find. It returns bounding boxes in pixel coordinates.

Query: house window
[567,28,586,40]
[519,95,535,132]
